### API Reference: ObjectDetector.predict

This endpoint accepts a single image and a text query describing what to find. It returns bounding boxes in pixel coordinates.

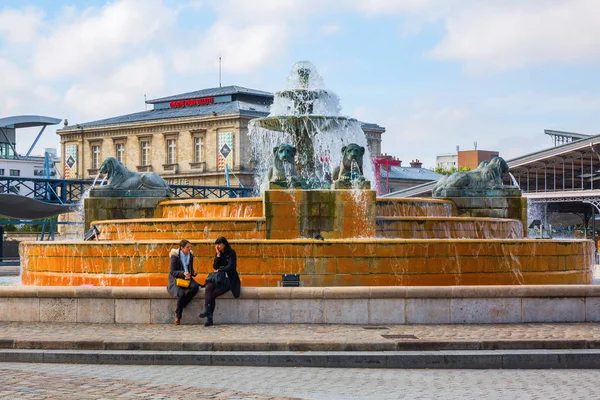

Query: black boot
[199,304,211,319]
[204,303,215,326]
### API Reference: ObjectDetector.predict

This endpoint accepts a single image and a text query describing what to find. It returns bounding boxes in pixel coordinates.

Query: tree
[432,165,472,176]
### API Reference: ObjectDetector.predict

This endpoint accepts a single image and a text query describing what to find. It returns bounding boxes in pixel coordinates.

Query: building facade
[57,86,385,188]
[436,153,458,169]
[458,149,499,169]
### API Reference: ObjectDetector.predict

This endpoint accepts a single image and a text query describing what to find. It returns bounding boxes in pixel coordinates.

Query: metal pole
[553,162,556,191]
[225,163,231,187]
[581,153,584,189]
[563,158,565,190]
[544,163,547,191]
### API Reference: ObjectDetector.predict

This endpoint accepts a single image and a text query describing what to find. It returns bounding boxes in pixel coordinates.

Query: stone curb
[1,349,600,369]
[3,284,600,299]
[3,339,600,352]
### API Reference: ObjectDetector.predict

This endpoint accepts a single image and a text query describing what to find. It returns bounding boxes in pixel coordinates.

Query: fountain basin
[157,198,264,219]
[376,217,523,239]
[94,217,266,240]
[20,238,593,287]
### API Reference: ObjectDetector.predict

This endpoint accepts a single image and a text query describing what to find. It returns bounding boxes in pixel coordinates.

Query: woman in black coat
[200,236,241,326]
[167,239,200,325]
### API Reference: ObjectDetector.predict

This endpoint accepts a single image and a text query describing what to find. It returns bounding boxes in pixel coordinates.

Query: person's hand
[184,272,191,279]
[192,271,198,277]
[215,245,221,256]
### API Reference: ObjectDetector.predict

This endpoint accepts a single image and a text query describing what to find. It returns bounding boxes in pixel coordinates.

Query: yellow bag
[175,278,190,288]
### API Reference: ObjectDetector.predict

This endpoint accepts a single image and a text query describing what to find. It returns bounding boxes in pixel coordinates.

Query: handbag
[175,278,190,288]
[206,271,230,290]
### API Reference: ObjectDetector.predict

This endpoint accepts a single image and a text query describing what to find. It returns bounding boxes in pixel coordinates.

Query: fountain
[18,62,593,287]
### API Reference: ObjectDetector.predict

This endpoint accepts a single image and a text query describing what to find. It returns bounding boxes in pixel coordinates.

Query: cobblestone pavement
[0,364,303,399]
[2,322,600,349]
[2,363,600,400]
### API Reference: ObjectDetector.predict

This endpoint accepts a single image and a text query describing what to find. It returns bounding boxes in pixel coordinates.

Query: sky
[2,0,600,168]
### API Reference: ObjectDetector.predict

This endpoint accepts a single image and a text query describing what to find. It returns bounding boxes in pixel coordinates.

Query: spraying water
[249,61,374,192]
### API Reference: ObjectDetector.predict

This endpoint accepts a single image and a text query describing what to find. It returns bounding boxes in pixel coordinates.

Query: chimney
[410,159,422,168]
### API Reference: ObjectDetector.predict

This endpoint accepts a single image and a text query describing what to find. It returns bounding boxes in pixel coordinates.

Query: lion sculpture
[99,157,170,193]
[432,156,515,197]
[332,143,366,182]
[268,144,298,182]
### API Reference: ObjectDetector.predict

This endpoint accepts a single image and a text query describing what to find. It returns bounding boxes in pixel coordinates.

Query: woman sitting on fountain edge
[167,239,200,325]
[200,237,241,326]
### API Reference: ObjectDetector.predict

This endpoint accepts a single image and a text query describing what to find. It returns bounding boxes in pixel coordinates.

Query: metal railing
[0,177,253,204]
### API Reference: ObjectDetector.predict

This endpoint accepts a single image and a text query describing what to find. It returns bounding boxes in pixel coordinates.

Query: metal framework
[0,177,253,204]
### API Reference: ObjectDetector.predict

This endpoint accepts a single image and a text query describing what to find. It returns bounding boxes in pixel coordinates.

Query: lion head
[99,157,129,187]
[341,144,365,171]
[273,144,296,164]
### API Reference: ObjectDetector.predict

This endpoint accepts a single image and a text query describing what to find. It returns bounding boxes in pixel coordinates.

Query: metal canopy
[508,133,600,194]
[0,115,62,159]
[0,115,62,129]
[0,193,76,220]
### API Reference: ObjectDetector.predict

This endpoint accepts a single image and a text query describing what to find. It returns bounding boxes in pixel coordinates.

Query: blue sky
[2,0,600,167]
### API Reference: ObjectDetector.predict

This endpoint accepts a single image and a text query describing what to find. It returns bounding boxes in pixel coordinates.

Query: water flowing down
[249,61,374,192]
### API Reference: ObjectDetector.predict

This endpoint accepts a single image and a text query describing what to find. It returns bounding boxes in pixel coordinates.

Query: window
[9,169,20,177]
[91,145,101,169]
[166,139,176,164]
[140,141,150,166]
[0,169,4,175]
[194,137,203,163]
[115,143,125,164]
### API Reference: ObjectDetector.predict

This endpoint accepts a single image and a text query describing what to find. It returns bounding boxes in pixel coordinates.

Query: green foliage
[432,165,472,175]
[0,216,57,233]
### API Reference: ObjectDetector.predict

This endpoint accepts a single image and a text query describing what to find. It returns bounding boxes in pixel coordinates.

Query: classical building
[57,86,385,188]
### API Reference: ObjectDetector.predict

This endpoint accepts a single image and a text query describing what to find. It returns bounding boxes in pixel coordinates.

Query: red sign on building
[170,97,214,108]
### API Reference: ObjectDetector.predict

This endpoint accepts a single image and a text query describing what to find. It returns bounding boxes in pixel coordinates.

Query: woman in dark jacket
[167,239,200,325]
[200,236,241,326]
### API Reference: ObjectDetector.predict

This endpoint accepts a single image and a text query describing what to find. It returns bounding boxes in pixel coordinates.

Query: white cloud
[321,23,342,36]
[485,92,600,115]
[65,53,165,117]
[0,6,44,43]
[33,0,176,79]
[173,22,287,74]
[431,0,600,70]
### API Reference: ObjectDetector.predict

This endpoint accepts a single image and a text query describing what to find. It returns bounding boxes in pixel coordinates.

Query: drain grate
[381,334,418,339]
[362,326,389,330]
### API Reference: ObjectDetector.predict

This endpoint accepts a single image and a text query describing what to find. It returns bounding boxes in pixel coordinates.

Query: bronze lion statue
[268,144,298,182]
[332,143,366,182]
[99,157,170,191]
[432,157,513,197]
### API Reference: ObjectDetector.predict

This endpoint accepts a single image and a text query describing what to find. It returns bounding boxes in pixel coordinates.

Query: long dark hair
[179,239,191,249]
[214,236,231,252]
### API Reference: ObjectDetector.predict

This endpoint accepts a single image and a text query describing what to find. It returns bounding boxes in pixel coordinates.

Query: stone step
[1,349,599,369]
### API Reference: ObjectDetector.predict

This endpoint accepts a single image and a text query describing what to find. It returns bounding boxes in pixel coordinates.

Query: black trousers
[204,282,228,316]
[176,279,199,318]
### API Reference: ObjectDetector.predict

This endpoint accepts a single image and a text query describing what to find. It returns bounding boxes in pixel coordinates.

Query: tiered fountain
[20,62,593,287]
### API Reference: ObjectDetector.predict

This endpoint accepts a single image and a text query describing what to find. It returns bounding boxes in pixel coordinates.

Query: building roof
[0,115,62,129]
[59,85,385,132]
[382,165,443,181]
[361,122,386,132]
[146,85,273,104]
[59,101,271,130]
